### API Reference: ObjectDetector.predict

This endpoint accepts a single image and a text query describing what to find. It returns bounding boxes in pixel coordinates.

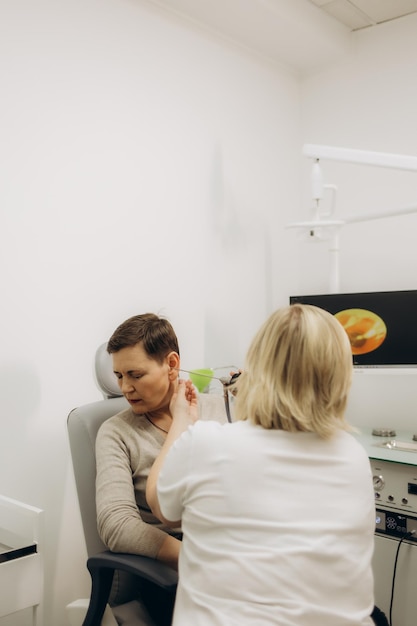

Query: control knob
[373,475,385,490]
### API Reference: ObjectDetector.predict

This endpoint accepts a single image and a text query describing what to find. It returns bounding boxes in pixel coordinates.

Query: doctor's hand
[170,379,199,425]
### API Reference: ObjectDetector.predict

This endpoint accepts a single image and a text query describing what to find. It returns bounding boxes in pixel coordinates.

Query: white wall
[0,0,300,623]
[6,2,416,623]
[299,14,417,433]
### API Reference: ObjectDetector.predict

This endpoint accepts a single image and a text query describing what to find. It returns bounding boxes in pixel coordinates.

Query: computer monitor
[289,290,417,368]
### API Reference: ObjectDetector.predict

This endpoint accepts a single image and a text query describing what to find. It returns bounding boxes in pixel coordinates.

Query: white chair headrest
[94,343,122,398]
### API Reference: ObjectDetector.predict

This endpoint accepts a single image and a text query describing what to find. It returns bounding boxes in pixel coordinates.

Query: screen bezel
[289,289,417,368]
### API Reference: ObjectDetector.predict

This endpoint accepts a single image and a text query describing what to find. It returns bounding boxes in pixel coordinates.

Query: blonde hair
[234,304,353,438]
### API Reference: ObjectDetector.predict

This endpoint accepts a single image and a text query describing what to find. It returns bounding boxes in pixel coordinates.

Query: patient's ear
[167,351,180,379]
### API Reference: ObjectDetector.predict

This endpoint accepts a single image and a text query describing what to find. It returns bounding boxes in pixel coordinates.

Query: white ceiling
[309,0,417,31]
[146,0,417,74]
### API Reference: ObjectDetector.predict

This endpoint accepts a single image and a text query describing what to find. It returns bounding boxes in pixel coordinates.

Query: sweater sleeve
[95,416,172,558]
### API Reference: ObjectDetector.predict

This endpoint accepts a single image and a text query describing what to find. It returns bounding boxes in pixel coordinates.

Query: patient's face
[112,343,173,415]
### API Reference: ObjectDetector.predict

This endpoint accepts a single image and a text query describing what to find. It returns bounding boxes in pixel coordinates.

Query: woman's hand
[170,379,199,425]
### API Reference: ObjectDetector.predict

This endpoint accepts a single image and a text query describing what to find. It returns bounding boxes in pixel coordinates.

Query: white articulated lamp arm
[288,144,417,293]
[303,144,417,172]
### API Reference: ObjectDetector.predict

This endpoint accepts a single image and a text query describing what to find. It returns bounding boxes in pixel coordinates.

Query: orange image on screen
[334,308,387,355]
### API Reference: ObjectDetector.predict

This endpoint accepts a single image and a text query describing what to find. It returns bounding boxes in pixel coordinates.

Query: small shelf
[0,495,43,625]
[0,542,37,564]
[0,527,38,564]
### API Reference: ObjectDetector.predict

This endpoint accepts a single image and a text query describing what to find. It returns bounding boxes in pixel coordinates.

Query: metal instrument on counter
[176,368,241,423]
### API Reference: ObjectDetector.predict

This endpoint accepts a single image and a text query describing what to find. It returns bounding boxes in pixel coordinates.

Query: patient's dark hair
[107,313,180,363]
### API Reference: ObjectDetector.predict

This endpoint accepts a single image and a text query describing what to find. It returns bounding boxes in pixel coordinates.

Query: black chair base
[83,551,178,626]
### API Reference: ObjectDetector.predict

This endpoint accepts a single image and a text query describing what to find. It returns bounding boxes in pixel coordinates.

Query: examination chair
[67,344,178,626]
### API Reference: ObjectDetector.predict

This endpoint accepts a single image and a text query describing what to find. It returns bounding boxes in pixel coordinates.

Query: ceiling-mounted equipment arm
[303,144,417,172]
[289,143,417,293]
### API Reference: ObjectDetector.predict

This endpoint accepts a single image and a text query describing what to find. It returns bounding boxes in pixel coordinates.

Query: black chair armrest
[83,550,178,626]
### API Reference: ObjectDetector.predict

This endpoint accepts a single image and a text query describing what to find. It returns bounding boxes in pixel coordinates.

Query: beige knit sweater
[96,393,227,558]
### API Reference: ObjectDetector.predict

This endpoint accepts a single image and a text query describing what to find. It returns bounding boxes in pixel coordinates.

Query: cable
[388,530,415,626]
